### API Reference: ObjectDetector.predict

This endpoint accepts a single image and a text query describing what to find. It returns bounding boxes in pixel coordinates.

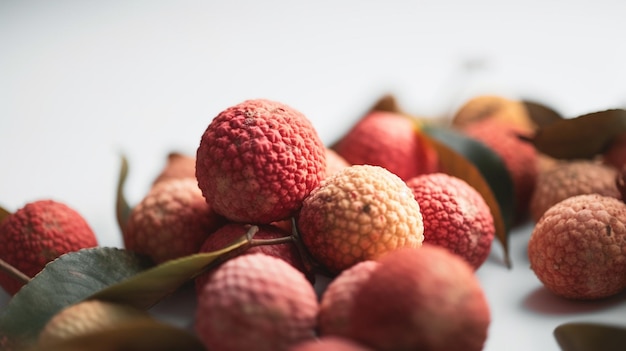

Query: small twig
[289,217,330,276]
[0,258,31,285]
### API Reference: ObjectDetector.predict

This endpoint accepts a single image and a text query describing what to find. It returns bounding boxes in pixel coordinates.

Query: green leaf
[554,322,626,351]
[522,99,564,128]
[89,232,250,309]
[30,319,205,351]
[116,154,132,235]
[0,247,152,350]
[531,109,626,159]
[421,124,514,267]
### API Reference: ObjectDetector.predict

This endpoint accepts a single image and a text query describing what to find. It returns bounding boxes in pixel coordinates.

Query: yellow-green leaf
[554,322,626,351]
[0,205,11,225]
[89,233,250,309]
[522,99,564,128]
[116,154,132,235]
[30,319,205,351]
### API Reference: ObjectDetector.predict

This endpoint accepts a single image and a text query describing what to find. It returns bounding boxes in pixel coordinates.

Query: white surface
[2,1,626,350]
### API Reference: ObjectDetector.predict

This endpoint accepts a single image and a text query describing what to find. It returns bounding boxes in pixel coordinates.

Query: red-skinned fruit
[152,152,196,185]
[346,245,490,351]
[406,173,495,270]
[195,99,326,224]
[123,178,224,264]
[331,110,438,181]
[0,199,98,295]
[195,253,318,351]
[528,194,626,300]
[194,222,314,294]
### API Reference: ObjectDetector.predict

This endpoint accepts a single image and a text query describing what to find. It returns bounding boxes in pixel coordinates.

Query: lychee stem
[288,217,329,276]
[0,258,31,285]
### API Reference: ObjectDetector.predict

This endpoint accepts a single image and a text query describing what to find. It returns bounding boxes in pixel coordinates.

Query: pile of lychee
[2,95,626,350]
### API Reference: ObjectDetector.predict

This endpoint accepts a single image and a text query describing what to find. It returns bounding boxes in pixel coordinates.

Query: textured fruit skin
[406,173,495,269]
[38,300,152,346]
[152,152,196,185]
[347,245,490,351]
[288,336,374,351]
[196,99,326,224]
[297,165,424,274]
[462,118,538,222]
[528,194,626,299]
[195,253,318,351]
[318,260,379,337]
[0,200,98,295]
[332,111,438,181]
[124,178,224,264]
[530,160,621,223]
[194,222,313,294]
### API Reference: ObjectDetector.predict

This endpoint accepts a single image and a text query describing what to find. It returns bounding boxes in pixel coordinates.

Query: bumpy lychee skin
[152,152,196,185]
[461,118,538,222]
[347,245,490,351]
[0,200,98,295]
[196,99,326,224]
[288,336,375,351]
[406,173,495,269]
[194,222,313,294]
[38,300,152,346]
[195,253,318,351]
[297,165,424,274]
[318,260,380,337]
[331,110,438,181]
[124,178,224,264]
[528,194,626,300]
[530,160,621,222]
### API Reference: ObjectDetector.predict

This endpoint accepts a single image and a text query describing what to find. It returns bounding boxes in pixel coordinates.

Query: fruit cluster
[2,95,626,350]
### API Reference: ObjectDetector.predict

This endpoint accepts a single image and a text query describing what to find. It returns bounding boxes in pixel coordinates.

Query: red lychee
[405,172,495,269]
[195,99,326,224]
[461,118,538,223]
[194,222,313,294]
[0,200,98,295]
[528,194,626,299]
[288,336,374,351]
[331,110,438,181]
[529,160,621,222]
[195,253,318,351]
[346,245,490,351]
[318,260,380,337]
[152,152,196,185]
[297,165,424,274]
[123,178,224,264]
[324,147,350,177]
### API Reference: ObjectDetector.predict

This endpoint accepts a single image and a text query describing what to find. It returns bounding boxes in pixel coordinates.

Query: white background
[1,1,626,350]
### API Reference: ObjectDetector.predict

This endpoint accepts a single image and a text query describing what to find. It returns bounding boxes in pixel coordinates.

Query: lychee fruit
[318,260,380,337]
[529,160,621,223]
[0,200,98,295]
[346,245,490,351]
[195,99,326,224]
[324,147,350,177]
[288,336,375,351]
[194,222,313,294]
[452,94,535,132]
[194,253,318,351]
[37,300,152,346]
[152,152,196,185]
[528,194,626,300]
[405,172,495,269]
[123,177,224,264]
[331,110,438,181]
[297,164,424,274]
[461,118,538,222]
